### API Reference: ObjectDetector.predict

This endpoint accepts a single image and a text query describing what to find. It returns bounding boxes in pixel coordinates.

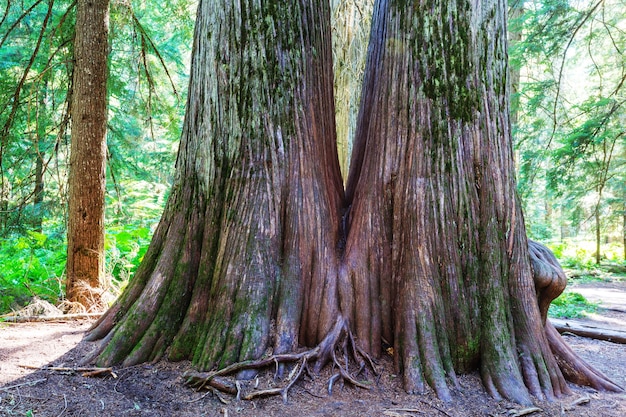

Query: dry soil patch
[2,317,626,416]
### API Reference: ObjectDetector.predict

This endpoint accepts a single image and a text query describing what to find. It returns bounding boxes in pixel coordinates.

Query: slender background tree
[511,0,626,261]
[0,0,191,313]
[65,0,110,308]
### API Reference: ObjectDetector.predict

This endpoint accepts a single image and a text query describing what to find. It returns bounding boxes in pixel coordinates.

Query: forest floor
[2,280,626,416]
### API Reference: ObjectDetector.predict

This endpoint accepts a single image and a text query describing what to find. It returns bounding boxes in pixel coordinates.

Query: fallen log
[19,364,117,378]
[550,318,626,344]
[0,313,102,322]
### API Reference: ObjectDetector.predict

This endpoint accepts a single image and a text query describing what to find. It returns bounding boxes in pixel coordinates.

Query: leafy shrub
[548,291,598,319]
[105,224,152,285]
[545,241,566,259]
[604,242,626,263]
[0,231,66,314]
[0,224,154,315]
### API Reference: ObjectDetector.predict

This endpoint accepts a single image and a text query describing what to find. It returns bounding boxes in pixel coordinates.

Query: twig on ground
[384,408,428,416]
[184,390,215,403]
[506,407,543,417]
[19,365,116,378]
[57,393,67,417]
[416,399,453,417]
[0,313,102,322]
[564,395,591,411]
[0,378,47,391]
[301,387,326,398]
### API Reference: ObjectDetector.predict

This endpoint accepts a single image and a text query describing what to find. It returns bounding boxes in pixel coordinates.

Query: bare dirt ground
[2,284,626,417]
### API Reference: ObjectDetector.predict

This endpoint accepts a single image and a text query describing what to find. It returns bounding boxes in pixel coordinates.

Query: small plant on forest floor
[564,263,626,285]
[548,291,599,319]
[0,231,65,315]
[0,224,153,316]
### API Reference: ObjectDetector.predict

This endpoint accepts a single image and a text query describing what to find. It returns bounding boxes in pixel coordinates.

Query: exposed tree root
[183,317,378,402]
[529,240,623,394]
[545,320,623,393]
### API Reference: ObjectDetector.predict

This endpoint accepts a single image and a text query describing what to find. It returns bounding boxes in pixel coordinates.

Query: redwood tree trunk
[342,0,570,403]
[86,0,621,404]
[87,0,344,368]
[66,0,109,309]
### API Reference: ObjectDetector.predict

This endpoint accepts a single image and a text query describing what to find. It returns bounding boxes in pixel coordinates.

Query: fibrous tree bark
[66,0,110,309]
[87,0,344,369]
[85,0,622,405]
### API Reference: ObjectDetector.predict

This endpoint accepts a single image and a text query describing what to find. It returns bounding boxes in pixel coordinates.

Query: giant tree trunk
[66,0,109,309]
[342,0,572,403]
[87,0,344,368]
[86,0,621,405]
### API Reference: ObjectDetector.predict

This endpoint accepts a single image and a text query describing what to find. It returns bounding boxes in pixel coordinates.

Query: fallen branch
[551,318,626,344]
[0,378,47,391]
[0,313,103,322]
[19,364,116,378]
[506,406,542,417]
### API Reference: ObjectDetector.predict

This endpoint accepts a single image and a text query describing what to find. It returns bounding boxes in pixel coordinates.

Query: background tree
[0,0,74,234]
[512,0,626,261]
[0,0,192,313]
[331,0,373,178]
[65,0,110,308]
[86,0,621,405]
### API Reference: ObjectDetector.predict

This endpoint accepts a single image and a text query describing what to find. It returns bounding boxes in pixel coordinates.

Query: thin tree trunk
[0,185,6,231]
[33,72,50,234]
[33,147,44,233]
[595,205,601,264]
[66,0,110,309]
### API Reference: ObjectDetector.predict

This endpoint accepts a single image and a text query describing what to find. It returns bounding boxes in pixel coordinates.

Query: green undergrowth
[0,230,66,315]
[548,291,599,319]
[547,240,625,273]
[0,224,153,316]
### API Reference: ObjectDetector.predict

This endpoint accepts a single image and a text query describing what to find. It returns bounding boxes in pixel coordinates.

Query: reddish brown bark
[86,0,344,370]
[85,0,621,405]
